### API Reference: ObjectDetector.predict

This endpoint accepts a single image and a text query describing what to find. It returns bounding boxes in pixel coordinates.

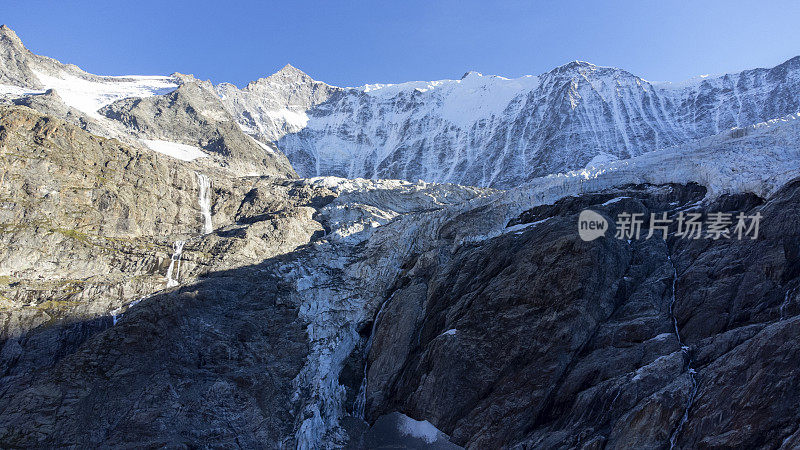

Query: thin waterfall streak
[197,173,213,235]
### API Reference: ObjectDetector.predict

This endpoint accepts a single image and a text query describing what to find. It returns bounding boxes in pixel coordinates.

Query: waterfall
[165,240,186,287]
[667,254,698,450]
[111,295,147,325]
[353,292,394,419]
[196,173,213,235]
[780,286,797,320]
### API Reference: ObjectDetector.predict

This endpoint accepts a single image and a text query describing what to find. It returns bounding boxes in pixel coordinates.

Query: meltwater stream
[165,240,186,288]
[353,292,394,419]
[197,172,213,235]
[667,254,698,449]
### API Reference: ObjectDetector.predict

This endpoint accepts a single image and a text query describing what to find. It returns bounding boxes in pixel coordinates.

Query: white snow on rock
[360,72,540,128]
[219,57,800,187]
[585,152,619,168]
[397,414,444,444]
[0,83,45,97]
[141,139,208,162]
[32,70,178,118]
[251,137,276,154]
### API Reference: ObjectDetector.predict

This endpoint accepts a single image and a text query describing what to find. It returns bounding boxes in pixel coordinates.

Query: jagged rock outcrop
[0,25,41,88]
[101,81,296,178]
[360,181,800,449]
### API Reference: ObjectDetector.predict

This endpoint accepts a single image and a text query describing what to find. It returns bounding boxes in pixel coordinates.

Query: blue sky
[3,1,799,87]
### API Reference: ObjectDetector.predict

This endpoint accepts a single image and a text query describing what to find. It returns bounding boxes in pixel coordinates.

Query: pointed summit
[267,63,315,83]
[549,60,597,74]
[276,63,307,77]
[0,24,26,50]
[0,24,44,88]
[244,63,321,91]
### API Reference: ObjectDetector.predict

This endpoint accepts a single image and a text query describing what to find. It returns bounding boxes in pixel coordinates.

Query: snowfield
[31,70,178,119]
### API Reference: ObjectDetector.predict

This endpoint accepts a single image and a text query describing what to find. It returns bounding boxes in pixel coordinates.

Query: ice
[141,139,208,162]
[585,152,619,168]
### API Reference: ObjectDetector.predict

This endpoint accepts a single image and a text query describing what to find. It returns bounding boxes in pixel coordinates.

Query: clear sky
[2,1,799,87]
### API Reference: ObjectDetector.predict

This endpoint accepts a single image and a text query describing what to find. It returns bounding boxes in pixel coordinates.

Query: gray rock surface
[101,80,296,178]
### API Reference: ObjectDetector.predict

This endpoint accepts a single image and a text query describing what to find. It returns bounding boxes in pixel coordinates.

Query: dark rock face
[360,181,800,449]
[0,262,308,448]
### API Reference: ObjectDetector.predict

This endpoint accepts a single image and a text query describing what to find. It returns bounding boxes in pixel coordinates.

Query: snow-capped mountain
[219,57,800,187]
[4,22,799,188]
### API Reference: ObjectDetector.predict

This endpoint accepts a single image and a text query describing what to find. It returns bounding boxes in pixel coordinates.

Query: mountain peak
[244,63,320,91]
[461,71,483,80]
[550,60,597,73]
[275,63,309,78]
[0,24,25,49]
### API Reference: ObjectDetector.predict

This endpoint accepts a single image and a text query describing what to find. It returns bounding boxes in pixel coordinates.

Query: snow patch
[265,108,309,129]
[141,139,208,162]
[358,73,539,129]
[397,415,442,444]
[251,137,276,154]
[585,152,619,168]
[0,83,45,97]
[32,70,177,118]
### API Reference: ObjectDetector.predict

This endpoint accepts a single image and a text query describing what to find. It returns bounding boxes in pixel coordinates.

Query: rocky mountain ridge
[0,24,799,449]
[4,24,799,188]
[219,55,800,187]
